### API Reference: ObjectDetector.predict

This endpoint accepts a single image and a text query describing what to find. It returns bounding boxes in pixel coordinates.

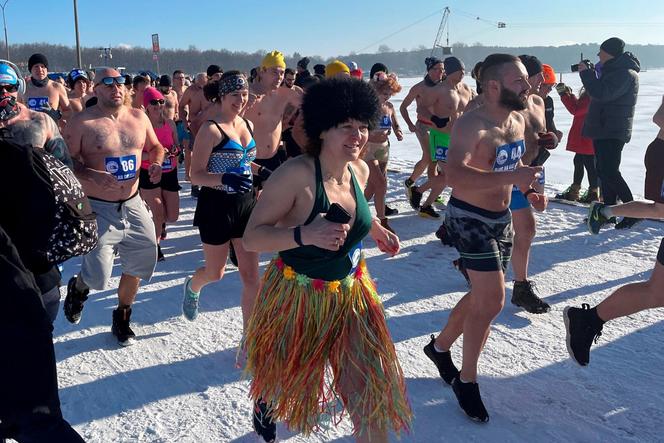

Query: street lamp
[0,0,9,61]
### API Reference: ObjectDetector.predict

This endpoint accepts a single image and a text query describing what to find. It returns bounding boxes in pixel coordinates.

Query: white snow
[46,71,663,442]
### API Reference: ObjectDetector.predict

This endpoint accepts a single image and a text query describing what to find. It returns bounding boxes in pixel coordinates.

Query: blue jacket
[581,52,640,143]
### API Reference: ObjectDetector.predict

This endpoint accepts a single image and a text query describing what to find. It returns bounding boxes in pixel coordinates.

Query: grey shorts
[80,193,157,290]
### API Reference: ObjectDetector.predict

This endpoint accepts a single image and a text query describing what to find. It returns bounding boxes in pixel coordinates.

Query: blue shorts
[509,187,531,211]
[176,121,190,143]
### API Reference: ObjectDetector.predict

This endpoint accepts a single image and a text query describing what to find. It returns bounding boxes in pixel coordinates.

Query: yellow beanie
[325,60,350,79]
[261,50,286,69]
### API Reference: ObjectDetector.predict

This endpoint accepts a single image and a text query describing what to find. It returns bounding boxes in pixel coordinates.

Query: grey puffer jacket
[581,52,640,143]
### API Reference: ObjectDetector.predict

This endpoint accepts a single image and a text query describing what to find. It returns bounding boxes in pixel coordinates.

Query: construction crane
[431,6,452,57]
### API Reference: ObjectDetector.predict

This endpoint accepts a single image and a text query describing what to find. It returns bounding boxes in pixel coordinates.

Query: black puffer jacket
[581,52,640,143]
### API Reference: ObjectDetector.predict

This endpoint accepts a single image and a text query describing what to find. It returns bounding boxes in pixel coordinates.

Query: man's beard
[499,87,526,111]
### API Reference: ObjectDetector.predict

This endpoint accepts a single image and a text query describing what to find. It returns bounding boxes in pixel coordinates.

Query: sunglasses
[97,76,126,87]
[149,99,165,106]
[0,83,18,93]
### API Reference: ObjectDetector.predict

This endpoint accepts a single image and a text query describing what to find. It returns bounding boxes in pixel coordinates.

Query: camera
[571,60,594,72]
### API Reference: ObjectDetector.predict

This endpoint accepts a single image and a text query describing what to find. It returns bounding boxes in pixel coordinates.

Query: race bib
[27,96,49,111]
[493,140,525,172]
[105,154,137,181]
[379,115,391,129]
[537,167,546,186]
[347,242,362,275]
[434,145,449,162]
[162,157,173,171]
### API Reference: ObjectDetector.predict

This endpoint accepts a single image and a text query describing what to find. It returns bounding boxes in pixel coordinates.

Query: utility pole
[1,1,9,61]
[73,0,82,67]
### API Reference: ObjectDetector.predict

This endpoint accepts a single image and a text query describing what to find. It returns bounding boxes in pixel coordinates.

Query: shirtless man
[179,72,208,189]
[409,57,476,218]
[243,50,301,185]
[207,64,223,82]
[0,61,71,322]
[23,53,69,123]
[421,54,544,422]
[400,57,444,198]
[65,69,91,118]
[509,55,559,314]
[131,75,150,109]
[172,70,191,169]
[158,74,179,121]
[63,68,165,346]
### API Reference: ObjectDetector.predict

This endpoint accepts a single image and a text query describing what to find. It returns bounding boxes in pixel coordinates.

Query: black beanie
[28,53,48,71]
[443,57,465,75]
[158,74,172,87]
[206,64,222,77]
[425,57,443,71]
[600,37,625,57]
[518,55,543,77]
[297,57,310,70]
[369,63,388,80]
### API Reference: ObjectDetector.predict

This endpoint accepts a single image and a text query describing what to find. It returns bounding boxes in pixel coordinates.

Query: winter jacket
[581,52,640,143]
[560,93,594,155]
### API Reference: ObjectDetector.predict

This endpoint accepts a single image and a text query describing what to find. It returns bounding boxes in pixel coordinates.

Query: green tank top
[279,157,373,280]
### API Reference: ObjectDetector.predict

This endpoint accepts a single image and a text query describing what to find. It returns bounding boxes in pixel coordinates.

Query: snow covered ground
[47,72,664,442]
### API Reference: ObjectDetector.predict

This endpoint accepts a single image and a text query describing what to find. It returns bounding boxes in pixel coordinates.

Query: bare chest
[25,84,60,109]
[82,119,145,157]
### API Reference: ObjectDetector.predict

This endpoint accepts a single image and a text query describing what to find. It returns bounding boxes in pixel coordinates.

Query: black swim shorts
[193,186,256,245]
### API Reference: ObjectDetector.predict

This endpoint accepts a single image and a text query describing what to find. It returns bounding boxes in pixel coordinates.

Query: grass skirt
[244,256,412,437]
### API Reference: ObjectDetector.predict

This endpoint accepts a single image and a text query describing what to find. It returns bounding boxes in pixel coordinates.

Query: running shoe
[380,217,396,234]
[452,377,489,423]
[615,217,641,230]
[408,186,423,210]
[385,205,399,216]
[423,334,459,385]
[157,244,165,262]
[64,276,89,324]
[434,195,446,205]
[191,185,200,198]
[511,280,550,314]
[563,303,603,366]
[554,184,581,201]
[253,400,277,442]
[587,202,609,235]
[578,187,600,204]
[419,204,439,219]
[111,306,136,346]
[182,277,200,321]
[160,223,167,240]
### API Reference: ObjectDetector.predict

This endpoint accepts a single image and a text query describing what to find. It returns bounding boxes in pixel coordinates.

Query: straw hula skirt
[244,255,412,437]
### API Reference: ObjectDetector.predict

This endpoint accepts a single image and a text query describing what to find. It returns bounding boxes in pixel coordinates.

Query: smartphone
[324,203,351,224]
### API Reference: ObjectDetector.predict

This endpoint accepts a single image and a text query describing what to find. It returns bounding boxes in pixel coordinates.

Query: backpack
[1,138,98,268]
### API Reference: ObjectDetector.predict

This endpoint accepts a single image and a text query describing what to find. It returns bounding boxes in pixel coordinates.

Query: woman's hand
[370,219,400,256]
[301,214,350,251]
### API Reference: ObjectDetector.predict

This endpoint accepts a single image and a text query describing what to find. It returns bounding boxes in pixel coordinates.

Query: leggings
[572,153,598,188]
[593,139,634,205]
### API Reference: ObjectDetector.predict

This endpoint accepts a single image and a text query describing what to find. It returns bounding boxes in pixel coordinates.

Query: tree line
[7,42,664,77]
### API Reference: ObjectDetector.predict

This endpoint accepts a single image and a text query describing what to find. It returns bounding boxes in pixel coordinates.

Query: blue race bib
[105,155,137,181]
[347,242,362,275]
[162,157,173,171]
[434,145,449,162]
[493,140,525,172]
[27,96,49,111]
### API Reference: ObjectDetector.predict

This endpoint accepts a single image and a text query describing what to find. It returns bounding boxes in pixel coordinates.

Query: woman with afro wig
[242,78,412,442]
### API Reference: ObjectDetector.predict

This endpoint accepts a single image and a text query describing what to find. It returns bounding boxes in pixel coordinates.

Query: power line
[356,8,444,54]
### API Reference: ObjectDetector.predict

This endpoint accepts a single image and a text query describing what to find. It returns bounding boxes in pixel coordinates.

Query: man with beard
[23,53,69,123]
[409,56,476,218]
[508,55,559,314]
[158,74,179,121]
[243,50,301,185]
[63,68,165,346]
[179,72,208,191]
[0,61,71,322]
[422,54,545,422]
[400,57,444,198]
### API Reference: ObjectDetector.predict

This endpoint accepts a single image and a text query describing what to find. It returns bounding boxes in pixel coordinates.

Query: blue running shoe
[587,202,608,235]
[182,277,200,321]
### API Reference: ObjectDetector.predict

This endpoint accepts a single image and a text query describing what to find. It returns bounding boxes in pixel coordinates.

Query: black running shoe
[160,223,167,240]
[228,243,238,267]
[615,217,641,230]
[385,205,399,216]
[511,280,550,314]
[587,202,609,235]
[563,303,603,366]
[64,276,89,324]
[253,400,276,442]
[409,187,423,210]
[191,185,200,198]
[111,306,136,346]
[452,377,489,423]
[419,204,439,219]
[453,258,471,287]
[423,334,459,385]
[157,244,165,262]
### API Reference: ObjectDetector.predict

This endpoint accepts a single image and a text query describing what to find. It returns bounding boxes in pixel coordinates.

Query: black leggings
[593,139,634,205]
[572,153,598,188]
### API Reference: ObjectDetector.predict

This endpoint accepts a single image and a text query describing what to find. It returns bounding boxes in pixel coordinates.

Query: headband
[219,74,248,96]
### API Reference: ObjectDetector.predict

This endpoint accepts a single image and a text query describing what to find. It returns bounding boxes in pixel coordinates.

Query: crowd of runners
[1,35,663,442]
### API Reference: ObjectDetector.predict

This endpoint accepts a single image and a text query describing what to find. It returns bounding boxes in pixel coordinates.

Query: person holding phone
[242,78,409,442]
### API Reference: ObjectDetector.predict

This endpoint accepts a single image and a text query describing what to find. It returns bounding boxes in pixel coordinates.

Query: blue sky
[3,0,664,57]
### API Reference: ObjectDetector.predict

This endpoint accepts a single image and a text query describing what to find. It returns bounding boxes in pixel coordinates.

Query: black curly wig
[301,78,381,156]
